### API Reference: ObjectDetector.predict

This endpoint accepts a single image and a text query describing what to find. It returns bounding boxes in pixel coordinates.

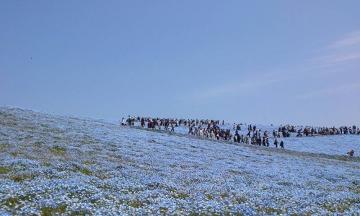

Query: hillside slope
[0,107,359,215]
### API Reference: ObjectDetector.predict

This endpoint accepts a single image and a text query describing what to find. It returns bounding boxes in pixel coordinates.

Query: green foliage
[11,174,34,182]
[233,195,247,204]
[3,197,20,208]
[0,143,9,151]
[349,181,360,194]
[69,209,91,216]
[83,160,95,166]
[0,166,10,174]
[205,194,214,200]
[51,145,66,156]
[79,167,92,175]
[220,192,229,199]
[257,206,283,215]
[167,187,189,199]
[10,152,19,157]
[127,200,144,208]
[159,207,168,214]
[172,192,189,199]
[2,195,34,209]
[40,204,67,216]
[322,198,359,213]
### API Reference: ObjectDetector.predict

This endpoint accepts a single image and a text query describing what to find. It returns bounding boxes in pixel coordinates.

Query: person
[262,137,266,146]
[121,118,126,126]
[273,130,277,138]
[274,139,278,148]
[296,130,302,137]
[236,124,241,131]
[188,126,193,135]
[235,131,241,143]
[141,118,145,127]
[126,116,132,126]
[347,149,355,157]
[256,136,261,146]
[280,140,284,149]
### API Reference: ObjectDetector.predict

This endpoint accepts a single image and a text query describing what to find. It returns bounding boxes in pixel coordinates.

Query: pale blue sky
[1,1,359,126]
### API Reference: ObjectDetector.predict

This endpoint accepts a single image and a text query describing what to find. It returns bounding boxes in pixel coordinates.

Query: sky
[1,0,360,126]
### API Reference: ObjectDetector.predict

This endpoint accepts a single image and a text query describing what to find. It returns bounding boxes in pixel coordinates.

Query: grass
[78,167,92,175]
[11,173,35,182]
[168,188,189,199]
[257,206,283,215]
[220,192,229,199]
[51,145,66,156]
[321,198,360,213]
[40,204,67,216]
[2,195,34,209]
[83,160,96,166]
[349,181,360,194]
[233,195,247,204]
[0,166,10,174]
[69,209,91,216]
[189,211,243,216]
[97,183,112,190]
[0,143,9,151]
[205,194,214,200]
[159,207,168,214]
[10,151,20,157]
[3,197,20,209]
[172,192,189,199]
[127,200,145,208]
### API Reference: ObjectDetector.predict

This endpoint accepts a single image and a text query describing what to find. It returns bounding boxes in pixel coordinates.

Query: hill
[0,107,359,215]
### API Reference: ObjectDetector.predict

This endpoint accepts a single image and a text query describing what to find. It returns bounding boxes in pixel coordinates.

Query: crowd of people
[270,125,360,138]
[298,126,360,136]
[121,116,358,155]
[122,117,287,149]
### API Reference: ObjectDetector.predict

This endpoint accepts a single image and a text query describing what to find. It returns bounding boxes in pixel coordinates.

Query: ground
[0,107,359,215]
